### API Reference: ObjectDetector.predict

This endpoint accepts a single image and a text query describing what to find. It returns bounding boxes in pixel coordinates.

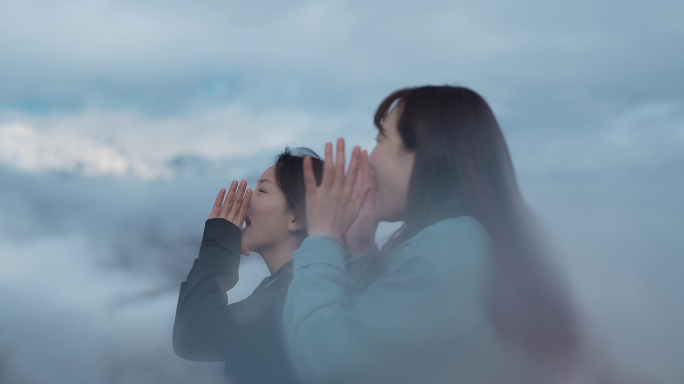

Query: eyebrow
[257,179,274,185]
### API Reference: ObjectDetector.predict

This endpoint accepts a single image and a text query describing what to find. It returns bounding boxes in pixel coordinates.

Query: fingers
[333,138,346,190]
[359,150,373,194]
[353,181,372,211]
[360,150,371,187]
[235,188,252,225]
[322,142,335,190]
[305,138,369,237]
[209,188,226,219]
[352,151,372,209]
[352,160,362,196]
[343,146,361,199]
[220,181,239,218]
[303,156,317,194]
[227,180,248,220]
[351,149,369,197]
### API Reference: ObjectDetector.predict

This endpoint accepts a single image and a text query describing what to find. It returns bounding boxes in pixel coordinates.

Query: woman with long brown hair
[283,86,586,384]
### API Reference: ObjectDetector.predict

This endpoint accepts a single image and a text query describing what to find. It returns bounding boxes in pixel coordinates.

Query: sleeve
[172,218,251,362]
[344,245,379,291]
[282,238,473,384]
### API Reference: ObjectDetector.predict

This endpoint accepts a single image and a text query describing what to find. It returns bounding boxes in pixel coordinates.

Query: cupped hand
[303,138,372,239]
[343,150,379,257]
[208,180,253,255]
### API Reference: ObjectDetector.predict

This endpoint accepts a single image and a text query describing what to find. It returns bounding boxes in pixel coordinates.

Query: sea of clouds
[0,0,683,383]
[0,102,681,383]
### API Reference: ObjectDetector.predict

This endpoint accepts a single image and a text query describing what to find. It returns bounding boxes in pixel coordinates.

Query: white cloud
[0,122,163,178]
[0,168,276,384]
[1,0,681,113]
[0,104,354,179]
[0,0,683,382]
[509,101,684,175]
[0,231,228,384]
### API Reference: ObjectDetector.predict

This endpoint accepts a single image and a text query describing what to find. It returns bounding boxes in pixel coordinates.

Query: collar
[273,259,293,277]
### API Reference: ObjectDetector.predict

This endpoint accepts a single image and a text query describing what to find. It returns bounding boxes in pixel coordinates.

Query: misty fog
[1,0,683,383]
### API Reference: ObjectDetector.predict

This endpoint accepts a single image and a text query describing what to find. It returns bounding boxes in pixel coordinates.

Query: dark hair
[372,86,579,359]
[272,147,324,241]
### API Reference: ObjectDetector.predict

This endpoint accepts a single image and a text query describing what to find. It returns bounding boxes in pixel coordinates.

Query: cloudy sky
[0,0,683,383]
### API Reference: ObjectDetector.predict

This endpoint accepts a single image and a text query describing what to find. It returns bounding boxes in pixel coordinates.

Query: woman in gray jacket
[283,86,587,384]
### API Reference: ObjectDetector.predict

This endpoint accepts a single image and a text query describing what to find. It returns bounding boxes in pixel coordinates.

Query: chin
[374,204,404,223]
[373,207,392,222]
[241,232,255,252]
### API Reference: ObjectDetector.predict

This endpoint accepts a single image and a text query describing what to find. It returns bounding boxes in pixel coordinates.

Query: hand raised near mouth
[209,180,253,255]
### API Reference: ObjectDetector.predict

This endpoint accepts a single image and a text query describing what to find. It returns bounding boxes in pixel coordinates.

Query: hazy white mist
[0,0,682,383]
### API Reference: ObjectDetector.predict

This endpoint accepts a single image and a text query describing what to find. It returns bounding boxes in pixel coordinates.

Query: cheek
[369,146,386,189]
[370,146,413,220]
[243,198,265,236]
[248,197,262,221]
[371,148,397,190]
[247,197,288,238]
[370,147,395,212]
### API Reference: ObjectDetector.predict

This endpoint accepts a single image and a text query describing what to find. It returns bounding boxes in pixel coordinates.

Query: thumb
[354,175,375,210]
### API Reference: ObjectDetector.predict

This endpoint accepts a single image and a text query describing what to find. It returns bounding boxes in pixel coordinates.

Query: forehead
[258,165,275,184]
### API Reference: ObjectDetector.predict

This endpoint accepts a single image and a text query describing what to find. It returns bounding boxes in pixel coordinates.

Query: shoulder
[403,216,492,253]
[396,216,493,275]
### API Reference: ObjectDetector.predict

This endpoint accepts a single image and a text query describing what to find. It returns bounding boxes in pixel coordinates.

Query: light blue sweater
[283,216,538,384]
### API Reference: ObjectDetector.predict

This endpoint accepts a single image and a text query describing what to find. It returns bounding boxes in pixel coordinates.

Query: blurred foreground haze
[0,1,683,383]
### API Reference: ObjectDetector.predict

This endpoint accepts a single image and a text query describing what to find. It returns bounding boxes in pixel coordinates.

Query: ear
[287,215,305,232]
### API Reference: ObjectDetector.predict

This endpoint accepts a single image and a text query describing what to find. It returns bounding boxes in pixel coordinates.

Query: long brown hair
[372,85,579,359]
